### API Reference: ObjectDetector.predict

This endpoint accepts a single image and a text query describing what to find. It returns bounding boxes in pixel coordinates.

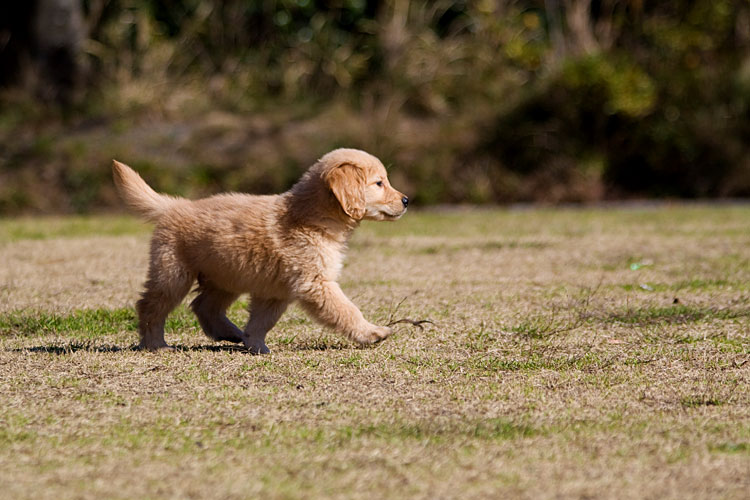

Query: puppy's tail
[112,160,179,223]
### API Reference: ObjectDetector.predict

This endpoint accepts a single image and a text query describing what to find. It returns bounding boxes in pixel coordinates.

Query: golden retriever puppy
[112,148,408,353]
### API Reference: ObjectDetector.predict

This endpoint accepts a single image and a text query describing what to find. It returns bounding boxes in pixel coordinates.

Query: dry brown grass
[1,205,749,499]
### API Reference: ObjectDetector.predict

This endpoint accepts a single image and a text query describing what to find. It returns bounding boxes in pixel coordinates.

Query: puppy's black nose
[402,196,409,208]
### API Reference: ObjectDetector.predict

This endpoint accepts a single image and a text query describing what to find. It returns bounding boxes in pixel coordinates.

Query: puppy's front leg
[298,281,392,344]
[242,297,289,354]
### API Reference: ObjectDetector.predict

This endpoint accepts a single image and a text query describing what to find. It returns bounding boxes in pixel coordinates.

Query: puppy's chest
[320,243,347,279]
[289,237,347,281]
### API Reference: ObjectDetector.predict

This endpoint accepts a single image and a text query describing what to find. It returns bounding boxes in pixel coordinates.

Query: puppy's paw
[355,325,392,345]
[244,341,271,355]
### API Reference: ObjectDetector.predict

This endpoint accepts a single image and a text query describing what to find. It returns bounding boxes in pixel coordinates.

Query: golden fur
[112,148,408,353]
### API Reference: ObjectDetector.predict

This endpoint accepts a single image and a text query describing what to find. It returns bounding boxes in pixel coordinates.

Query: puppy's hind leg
[242,297,289,354]
[137,250,194,350]
[190,283,243,343]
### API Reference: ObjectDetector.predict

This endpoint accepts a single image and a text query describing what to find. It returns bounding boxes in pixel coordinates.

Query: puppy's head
[321,149,408,222]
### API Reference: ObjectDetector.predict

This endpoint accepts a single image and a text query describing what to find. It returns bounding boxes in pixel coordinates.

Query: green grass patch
[408,239,551,255]
[0,308,137,337]
[345,417,539,442]
[619,283,669,292]
[0,215,149,242]
[508,318,574,339]
[0,305,203,338]
[711,336,750,354]
[710,442,750,455]
[672,278,733,291]
[680,395,724,408]
[0,414,36,445]
[620,279,747,293]
[608,304,746,326]
[467,351,610,373]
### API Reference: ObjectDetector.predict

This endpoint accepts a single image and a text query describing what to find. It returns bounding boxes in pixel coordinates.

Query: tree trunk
[33,0,85,105]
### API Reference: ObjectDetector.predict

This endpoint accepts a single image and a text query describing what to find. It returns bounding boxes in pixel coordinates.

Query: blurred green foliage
[0,0,749,212]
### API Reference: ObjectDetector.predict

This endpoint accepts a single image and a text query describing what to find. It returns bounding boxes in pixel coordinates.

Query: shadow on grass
[607,304,747,326]
[10,340,353,354]
[11,343,251,354]
[11,343,135,354]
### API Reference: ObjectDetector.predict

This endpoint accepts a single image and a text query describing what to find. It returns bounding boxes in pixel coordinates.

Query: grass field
[1,205,748,499]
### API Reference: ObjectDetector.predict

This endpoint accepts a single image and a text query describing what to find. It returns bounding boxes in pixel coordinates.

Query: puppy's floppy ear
[324,163,366,220]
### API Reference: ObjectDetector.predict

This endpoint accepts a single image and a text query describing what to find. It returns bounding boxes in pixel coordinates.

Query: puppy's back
[156,193,287,293]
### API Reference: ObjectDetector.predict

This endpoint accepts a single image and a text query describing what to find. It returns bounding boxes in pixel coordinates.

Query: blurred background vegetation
[1,0,749,213]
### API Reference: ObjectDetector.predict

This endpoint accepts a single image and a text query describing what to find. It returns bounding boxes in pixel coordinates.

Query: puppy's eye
[376,181,384,187]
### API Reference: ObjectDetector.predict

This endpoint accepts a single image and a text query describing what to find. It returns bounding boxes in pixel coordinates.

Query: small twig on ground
[387,293,415,325]
[385,292,433,330]
[387,318,435,330]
